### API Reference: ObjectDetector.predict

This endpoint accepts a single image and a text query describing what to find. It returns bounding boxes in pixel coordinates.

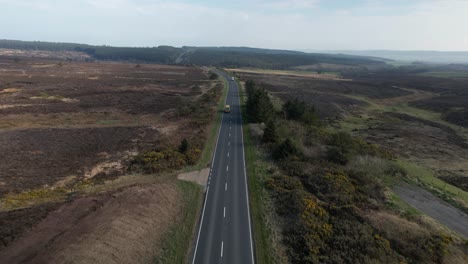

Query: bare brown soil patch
[177,168,210,186]
[0,182,181,264]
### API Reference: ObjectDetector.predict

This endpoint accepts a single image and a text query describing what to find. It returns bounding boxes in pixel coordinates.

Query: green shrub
[179,138,188,153]
[245,81,275,123]
[283,98,320,126]
[326,147,349,165]
[209,72,218,79]
[262,120,278,143]
[273,138,302,160]
[303,170,356,206]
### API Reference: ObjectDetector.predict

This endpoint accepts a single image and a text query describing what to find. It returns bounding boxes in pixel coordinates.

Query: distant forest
[0,39,385,69]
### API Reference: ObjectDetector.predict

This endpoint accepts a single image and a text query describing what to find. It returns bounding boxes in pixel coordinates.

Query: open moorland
[231,68,468,195]
[231,67,468,263]
[0,56,222,263]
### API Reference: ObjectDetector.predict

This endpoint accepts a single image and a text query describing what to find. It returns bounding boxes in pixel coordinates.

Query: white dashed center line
[226,165,229,172]
[227,152,229,158]
[225,182,227,191]
[221,241,224,258]
[224,206,226,218]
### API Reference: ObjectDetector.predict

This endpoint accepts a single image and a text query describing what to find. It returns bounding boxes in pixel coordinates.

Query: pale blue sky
[1,0,467,50]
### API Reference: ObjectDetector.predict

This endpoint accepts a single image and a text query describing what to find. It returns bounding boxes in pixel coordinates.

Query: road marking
[224,207,226,218]
[225,182,227,191]
[228,141,230,146]
[227,152,229,158]
[226,165,229,172]
[230,126,231,130]
[221,241,224,258]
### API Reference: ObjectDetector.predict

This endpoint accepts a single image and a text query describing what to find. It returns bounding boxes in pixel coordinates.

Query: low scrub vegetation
[243,80,465,264]
[130,144,201,174]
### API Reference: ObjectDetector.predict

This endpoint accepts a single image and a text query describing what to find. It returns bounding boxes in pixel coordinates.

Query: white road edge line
[191,71,226,264]
[238,79,256,264]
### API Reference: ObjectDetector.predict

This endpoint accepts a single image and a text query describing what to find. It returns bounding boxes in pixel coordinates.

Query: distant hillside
[0,39,386,70]
[313,50,468,64]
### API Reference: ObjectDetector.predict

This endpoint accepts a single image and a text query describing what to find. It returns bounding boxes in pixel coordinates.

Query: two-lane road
[192,71,254,264]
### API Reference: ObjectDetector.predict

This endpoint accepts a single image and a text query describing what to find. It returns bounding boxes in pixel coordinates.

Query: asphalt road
[192,71,255,264]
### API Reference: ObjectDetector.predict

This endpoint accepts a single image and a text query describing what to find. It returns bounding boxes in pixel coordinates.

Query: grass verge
[189,76,229,171]
[239,80,275,264]
[154,180,203,264]
[417,71,468,78]
[156,72,230,263]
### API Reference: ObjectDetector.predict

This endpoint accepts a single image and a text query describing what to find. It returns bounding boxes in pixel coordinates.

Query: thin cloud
[267,0,320,9]
[0,0,467,50]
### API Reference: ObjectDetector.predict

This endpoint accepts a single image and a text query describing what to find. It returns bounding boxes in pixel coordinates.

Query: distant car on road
[224,104,231,113]
[231,77,235,81]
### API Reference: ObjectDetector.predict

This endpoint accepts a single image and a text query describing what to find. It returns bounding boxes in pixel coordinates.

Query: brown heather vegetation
[0,56,222,262]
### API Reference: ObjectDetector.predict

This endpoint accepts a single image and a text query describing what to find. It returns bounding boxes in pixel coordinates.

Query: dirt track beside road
[395,184,468,238]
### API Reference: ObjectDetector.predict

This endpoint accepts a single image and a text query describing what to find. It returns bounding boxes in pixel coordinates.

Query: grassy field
[338,94,468,139]
[228,68,341,79]
[242,124,276,264]
[417,71,468,78]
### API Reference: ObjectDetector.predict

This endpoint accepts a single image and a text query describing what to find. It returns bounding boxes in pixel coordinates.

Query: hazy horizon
[1,0,468,51]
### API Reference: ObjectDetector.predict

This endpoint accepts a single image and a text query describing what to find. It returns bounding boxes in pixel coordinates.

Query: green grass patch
[239,81,275,264]
[230,68,341,78]
[154,181,203,264]
[385,60,414,67]
[97,119,119,125]
[383,103,442,121]
[417,71,468,78]
[387,191,422,217]
[384,103,468,139]
[338,94,468,139]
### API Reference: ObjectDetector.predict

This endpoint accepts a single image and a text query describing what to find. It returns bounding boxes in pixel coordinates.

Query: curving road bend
[191,71,255,264]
